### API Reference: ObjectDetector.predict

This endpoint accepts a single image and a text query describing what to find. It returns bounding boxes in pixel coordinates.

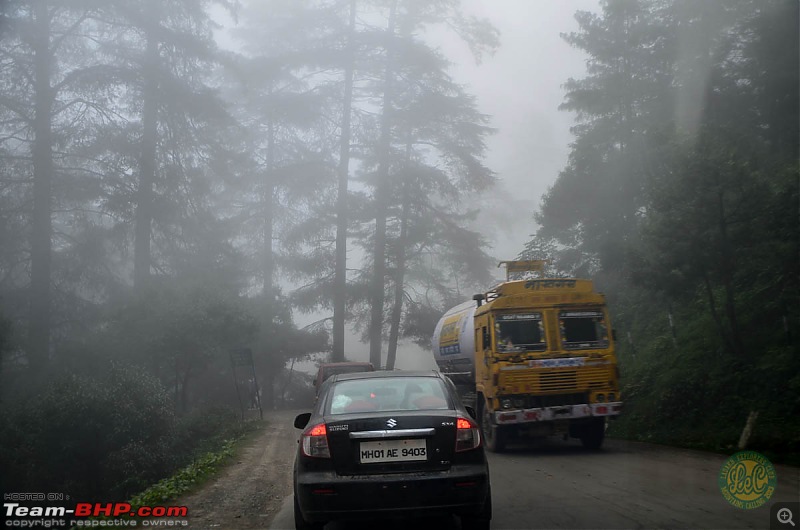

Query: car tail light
[455,417,481,452]
[301,423,331,458]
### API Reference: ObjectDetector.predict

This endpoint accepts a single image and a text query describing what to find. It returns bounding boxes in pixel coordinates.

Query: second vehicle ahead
[293,370,491,530]
[432,260,622,452]
[313,361,374,395]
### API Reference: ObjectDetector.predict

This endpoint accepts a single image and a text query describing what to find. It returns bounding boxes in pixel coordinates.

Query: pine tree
[359,0,498,367]
[0,0,118,369]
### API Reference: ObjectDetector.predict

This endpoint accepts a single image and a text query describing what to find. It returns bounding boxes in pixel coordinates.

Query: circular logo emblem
[718,451,777,509]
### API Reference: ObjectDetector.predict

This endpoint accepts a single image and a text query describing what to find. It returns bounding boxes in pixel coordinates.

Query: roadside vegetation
[522,0,798,463]
[129,437,240,508]
[0,365,259,500]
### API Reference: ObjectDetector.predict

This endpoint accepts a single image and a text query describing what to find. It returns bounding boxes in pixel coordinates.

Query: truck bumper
[493,402,622,424]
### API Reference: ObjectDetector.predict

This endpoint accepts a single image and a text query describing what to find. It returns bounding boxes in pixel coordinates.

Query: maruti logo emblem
[386,418,397,428]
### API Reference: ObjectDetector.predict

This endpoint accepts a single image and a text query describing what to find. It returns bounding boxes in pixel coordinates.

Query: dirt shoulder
[179,409,299,530]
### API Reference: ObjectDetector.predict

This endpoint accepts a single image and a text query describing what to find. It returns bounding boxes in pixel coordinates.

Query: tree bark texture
[333,0,357,362]
[28,2,55,370]
[386,139,413,370]
[133,33,159,291]
[368,0,397,368]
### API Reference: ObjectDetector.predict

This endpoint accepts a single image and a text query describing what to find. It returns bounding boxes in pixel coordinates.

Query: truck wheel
[580,417,605,450]
[480,401,507,453]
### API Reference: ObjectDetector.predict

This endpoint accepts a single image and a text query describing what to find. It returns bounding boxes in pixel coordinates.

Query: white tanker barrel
[431,301,476,383]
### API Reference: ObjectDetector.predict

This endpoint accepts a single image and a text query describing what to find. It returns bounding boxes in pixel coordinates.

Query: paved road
[269,436,799,530]
[485,438,797,529]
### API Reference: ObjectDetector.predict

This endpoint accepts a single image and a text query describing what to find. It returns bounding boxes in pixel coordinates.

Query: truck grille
[499,367,610,394]
[540,371,576,391]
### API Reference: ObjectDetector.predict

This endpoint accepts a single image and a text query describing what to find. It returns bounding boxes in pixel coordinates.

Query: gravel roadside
[179,409,300,530]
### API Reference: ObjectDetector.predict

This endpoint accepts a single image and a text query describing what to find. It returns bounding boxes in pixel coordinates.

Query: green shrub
[0,367,174,499]
[129,439,237,507]
[172,406,249,456]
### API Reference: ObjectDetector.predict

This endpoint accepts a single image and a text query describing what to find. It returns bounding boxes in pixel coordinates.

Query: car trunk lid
[324,410,458,475]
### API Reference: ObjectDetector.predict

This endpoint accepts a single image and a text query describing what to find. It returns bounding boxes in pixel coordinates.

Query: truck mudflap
[493,402,622,424]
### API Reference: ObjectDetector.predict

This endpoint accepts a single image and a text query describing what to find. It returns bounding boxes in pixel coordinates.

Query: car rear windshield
[328,377,451,415]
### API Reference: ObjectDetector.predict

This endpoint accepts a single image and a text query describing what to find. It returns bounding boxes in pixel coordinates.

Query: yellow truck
[431,261,621,451]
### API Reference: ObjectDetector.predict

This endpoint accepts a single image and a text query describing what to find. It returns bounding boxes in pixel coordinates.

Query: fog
[1,0,796,514]
[1,0,608,394]
[237,0,600,372]
[433,0,598,261]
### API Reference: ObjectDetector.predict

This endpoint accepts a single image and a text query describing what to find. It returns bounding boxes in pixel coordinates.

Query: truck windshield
[559,310,609,350]
[494,313,546,352]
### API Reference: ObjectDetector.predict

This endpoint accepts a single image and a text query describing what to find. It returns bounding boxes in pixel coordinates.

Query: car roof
[331,370,442,382]
[319,361,373,368]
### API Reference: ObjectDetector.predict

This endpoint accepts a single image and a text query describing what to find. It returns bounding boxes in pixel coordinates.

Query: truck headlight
[596,393,606,403]
[608,392,615,402]
[501,398,512,409]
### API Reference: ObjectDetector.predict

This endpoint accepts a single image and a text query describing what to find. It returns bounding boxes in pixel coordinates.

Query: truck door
[474,315,490,386]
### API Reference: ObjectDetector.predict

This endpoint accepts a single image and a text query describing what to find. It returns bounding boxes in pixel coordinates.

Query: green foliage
[172,406,252,456]
[129,438,237,507]
[0,368,174,499]
[95,280,260,413]
[535,0,799,459]
[0,367,256,501]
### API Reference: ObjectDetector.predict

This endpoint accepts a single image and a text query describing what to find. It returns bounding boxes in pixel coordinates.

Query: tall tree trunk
[368,0,397,368]
[715,186,744,357]
[333,0,357,363]
[702,271,736,356]
[28,2,54,370]
[386,145,411,370]
[264,91,276,298]
[260,90,277,404]
[134,32,159,291]
[261,367,275,410]
[180,364,191,415]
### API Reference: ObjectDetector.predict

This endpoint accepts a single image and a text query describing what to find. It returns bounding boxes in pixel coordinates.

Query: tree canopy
[527,0,798,453]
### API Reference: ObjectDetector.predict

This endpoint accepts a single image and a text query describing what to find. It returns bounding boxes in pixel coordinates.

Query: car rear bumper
[295,464,489,522]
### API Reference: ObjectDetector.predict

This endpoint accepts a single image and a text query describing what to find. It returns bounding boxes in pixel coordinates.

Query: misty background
[239,0,601,370]
[0,0,797,505]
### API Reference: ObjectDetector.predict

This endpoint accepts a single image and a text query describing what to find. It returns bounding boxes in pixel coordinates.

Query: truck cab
[433,261,622,451]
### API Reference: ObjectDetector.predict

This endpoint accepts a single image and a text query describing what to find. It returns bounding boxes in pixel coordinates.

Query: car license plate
[360,439,427,463]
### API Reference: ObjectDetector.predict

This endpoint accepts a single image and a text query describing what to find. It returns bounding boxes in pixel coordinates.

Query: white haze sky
[436,0,599,265]
[390,0,601,370]
[219,0,600,370]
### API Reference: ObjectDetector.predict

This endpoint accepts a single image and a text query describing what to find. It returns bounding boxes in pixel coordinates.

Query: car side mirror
[465,406,477,420]
[294,412,311,429]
